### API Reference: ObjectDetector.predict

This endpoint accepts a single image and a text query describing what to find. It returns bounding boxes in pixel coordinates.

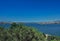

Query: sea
[0,23,60,36]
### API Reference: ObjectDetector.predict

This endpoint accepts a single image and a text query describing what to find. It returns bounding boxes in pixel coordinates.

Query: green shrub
[0,23,60,41]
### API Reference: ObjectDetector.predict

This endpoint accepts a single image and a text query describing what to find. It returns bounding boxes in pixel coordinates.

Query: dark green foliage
[0,23,60,41]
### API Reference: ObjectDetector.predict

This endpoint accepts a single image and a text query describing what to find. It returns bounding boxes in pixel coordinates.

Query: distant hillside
[38,21,60,24]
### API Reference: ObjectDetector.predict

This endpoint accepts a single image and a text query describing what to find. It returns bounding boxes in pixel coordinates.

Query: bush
[0,23,60,41]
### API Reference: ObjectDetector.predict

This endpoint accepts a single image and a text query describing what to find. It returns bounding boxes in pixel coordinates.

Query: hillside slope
[0,23,60,41]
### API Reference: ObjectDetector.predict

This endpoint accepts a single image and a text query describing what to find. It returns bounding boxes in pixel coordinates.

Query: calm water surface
[0,23,60,36]
[24,23,60,36]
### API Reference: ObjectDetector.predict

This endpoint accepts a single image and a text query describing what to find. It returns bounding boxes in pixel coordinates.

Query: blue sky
[0,0,60,22]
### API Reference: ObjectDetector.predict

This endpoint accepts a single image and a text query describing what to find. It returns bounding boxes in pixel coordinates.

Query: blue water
[0,23,60,36]
[24,23,60,36]
[0,23,11,28]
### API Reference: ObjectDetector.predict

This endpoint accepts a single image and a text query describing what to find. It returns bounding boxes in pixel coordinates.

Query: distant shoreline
[0,21,60,24]
[38,21,60,24]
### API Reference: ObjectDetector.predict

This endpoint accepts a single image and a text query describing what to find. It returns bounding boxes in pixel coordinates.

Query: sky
[0,0,60,22]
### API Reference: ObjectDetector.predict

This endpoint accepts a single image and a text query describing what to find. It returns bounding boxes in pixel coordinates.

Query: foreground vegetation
[0,23,60,41]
